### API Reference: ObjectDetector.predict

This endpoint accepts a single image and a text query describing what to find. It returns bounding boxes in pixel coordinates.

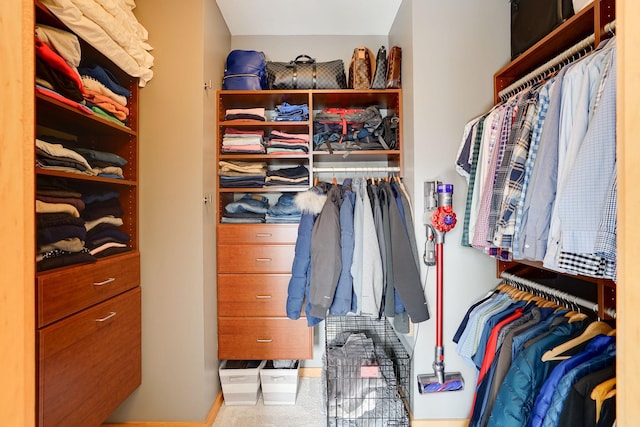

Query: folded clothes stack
[222,128,265,154]
[219,160,267,188]
[267,130,309,154]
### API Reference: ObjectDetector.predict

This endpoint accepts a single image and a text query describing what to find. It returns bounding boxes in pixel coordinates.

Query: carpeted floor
[213,377,326,427]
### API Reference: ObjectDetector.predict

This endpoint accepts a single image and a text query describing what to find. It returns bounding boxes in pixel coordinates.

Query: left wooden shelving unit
[35,1,141,425]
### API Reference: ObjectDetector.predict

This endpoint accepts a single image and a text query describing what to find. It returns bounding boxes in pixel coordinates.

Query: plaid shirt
[512,80,553,259]
[486,88,533,255]
[472,102,513,250]
[461,114,489,247]
[493,89,540,250]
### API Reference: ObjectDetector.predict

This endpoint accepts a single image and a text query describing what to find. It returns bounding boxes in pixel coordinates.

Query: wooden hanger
[591,378,616,423]
[541,321,613,362]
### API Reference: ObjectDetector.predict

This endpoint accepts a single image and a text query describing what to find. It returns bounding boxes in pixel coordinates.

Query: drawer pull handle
[256,258,272,262]
[256,233,272,238]
[256,339,273,343]
[96,311,117,322]
[93,277,116,286]
[255,295,272,299]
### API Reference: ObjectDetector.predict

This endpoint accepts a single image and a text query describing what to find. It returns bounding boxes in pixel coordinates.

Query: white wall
[203,0,231,399]
[393,0,510,419]
[107,1,230,422]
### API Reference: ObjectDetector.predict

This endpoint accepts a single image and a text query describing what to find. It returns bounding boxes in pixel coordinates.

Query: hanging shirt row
[456,283,616,427]
[286,177,429,331]
[456,37,617,280]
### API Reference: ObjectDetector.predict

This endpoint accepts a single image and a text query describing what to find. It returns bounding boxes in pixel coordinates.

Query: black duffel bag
[266,55,347,90]
[511,0,574,59]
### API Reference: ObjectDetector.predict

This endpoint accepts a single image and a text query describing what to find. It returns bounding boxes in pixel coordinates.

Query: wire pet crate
[324,316,410,427]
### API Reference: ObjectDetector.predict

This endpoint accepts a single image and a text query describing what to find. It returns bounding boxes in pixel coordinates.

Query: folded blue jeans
[225,194,269,214]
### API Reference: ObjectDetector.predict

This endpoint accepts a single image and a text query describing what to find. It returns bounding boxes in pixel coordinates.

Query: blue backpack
[222,50,267,90]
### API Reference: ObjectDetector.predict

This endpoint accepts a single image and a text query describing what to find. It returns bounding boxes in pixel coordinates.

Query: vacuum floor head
[417,372,465,393]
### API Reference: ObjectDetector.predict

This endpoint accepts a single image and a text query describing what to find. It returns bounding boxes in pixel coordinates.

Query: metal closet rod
[499,19,617,101]
[500,271,616,319]
[312,166,400,173]
[499,33,595,100]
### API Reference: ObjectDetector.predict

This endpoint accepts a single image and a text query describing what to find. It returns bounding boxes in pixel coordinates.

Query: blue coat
[286,188,327,326]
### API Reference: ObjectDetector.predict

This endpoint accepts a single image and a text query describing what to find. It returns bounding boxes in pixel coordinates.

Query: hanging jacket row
[285,176,429,330]
[456,282,616,427]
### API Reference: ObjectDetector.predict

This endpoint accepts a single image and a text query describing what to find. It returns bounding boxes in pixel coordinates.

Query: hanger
[591,378,616,423]
[541,321,613,362]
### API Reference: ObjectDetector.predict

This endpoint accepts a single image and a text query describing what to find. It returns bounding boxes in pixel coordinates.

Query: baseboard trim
[409,418,468,427]
[102,392,223,427]
[300,366,322,377]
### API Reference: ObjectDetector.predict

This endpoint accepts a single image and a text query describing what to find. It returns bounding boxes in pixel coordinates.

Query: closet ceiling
[215,0,403,36]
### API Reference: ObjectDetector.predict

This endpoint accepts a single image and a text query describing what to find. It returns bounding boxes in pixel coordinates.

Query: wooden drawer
[218,274,296,317]
[217,224,298,245]
[218,245,294,273]
[218,317,312,360]
[37,251,140,327]
[38,287,141,427]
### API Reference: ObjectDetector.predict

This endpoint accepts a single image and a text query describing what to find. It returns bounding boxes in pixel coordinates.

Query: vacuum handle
[435,242,444,350]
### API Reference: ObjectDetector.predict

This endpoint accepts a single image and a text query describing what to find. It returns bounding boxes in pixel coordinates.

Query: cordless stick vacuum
[418,182,465,393]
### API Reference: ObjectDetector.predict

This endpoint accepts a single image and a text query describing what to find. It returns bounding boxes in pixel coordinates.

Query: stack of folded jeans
[265,193,301,224]
[265,165,309,187]
[274,102,309,121]
[219,160,267,188]
[222,194,269,223]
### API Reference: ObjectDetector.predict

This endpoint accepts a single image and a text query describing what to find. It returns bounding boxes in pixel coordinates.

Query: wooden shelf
[492,0,616,319]
[35,1,142,423]
[218,186,309,193]
[36,93,136,138]
[36,169,137,186]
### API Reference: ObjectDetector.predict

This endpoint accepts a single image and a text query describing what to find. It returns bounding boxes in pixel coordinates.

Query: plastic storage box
[219,360,265,405]
[259,360,300,405]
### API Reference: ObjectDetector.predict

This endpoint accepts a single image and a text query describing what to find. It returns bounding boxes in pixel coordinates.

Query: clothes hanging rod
[498,19,616,101]
[604,19,616,35]
[312,166,401,173]
[498,32,596,101]
[500,271,616,319]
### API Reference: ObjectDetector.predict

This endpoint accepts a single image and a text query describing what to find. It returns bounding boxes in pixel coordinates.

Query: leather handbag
[370,46,388,89]
[386,46,402,89]
[266,55,347,90]
[222,50,267,90]
[348,46,373,90]
[511,0,574,59]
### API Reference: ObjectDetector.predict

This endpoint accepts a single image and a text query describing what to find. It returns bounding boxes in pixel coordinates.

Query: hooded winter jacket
[286,186,327,326]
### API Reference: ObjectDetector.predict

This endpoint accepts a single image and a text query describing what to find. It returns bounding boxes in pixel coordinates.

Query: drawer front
[37,251,140,327]
[217,224,298,245]
[218,317,312,360]
[218,245,294,273]
[38,287,141,427]
[217,274,293,317]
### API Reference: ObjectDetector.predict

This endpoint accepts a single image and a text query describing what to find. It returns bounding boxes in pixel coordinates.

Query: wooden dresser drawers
[216,223,312,360]
[218,274,290,317]
[38,287,141,427]
[37,251,140,327]
[218,317,312,360]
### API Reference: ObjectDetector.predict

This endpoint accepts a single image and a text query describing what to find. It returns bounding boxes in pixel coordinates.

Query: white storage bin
[259,360,300,405]
[219,360,265,405]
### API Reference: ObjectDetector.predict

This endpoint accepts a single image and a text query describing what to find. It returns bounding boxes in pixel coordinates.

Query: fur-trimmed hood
[294,188,327,215]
